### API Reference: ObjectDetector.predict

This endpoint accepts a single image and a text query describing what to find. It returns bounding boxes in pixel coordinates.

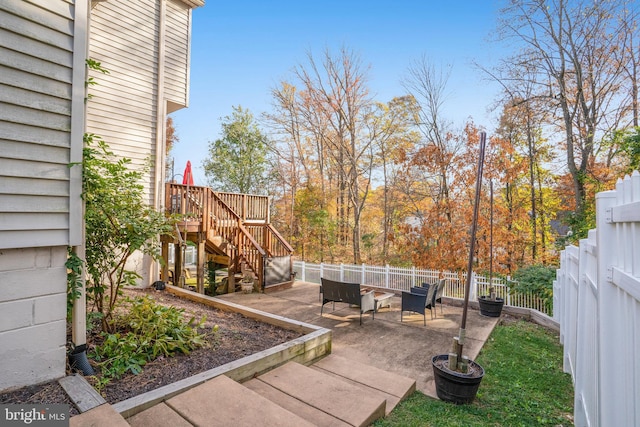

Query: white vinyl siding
[87,0,161,204]
[165,0,190,109]
[0,0,79,250]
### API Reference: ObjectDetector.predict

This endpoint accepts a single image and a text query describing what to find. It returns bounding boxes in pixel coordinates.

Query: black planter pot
[432,354,484,404]
[478,296,504,317]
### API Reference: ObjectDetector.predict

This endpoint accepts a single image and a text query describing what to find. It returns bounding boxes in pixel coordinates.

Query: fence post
[470,272,477,301]
[361,263,366,283]
[385,264,390,288]
[320,263,324,280]
[506,275,511,306]
[340,263,344,281]
[596,188,619,427]
[412,266,416,286]
[300,261,306,282]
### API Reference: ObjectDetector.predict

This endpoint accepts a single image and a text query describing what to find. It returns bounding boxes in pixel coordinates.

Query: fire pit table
[361,288,395,312]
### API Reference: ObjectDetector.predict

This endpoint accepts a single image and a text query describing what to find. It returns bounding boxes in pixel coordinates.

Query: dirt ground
[0,288,302,413]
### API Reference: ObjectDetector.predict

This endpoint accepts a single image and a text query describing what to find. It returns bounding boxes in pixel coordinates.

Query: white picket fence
[293,260,552,315]
[554,171,640,427]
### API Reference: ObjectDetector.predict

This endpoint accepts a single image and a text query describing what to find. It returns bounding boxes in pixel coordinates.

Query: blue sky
[170,0,504,184]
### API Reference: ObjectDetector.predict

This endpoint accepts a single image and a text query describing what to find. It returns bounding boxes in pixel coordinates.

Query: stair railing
[245,224,294,257]
[166,183,292,288]
[205,189,267,285]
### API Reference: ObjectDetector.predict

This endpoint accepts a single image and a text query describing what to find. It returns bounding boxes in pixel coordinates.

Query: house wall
[87,0,201,286]
[87,0,161,203]
[165,0,191,112]
[0,0,201,392]
[0,0,87,391]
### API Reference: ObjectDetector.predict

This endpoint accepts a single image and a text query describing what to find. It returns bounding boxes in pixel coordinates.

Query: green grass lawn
[375,320,574,427]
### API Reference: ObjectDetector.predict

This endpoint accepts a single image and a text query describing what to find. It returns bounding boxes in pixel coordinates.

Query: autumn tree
[396,56,472,269]
[202,106,272,194]
[496,0,635,238]
[401,56,461,223]
[366,96,420,262]
[164,116,180,182]
[166,116,179,153]
[265,83,314,252]
[267,47,376,264]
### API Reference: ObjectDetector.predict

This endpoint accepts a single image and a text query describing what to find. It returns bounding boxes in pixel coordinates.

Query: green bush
[511,265,556,312]
[91,296,214,388]
[82,134,175,333]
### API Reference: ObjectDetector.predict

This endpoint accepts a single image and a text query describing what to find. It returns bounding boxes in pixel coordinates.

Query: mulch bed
[0,288,302,414]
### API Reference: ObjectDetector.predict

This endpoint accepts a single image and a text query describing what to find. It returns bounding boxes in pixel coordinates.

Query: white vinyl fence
[294,260,551,315]
[554,172,640,427]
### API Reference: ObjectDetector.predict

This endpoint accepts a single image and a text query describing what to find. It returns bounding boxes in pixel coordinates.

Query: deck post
[197,232,205,294]
[174,242,183,288]
[161,238,169,283]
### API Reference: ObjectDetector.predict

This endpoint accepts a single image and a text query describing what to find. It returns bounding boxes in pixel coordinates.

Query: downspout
[69,0,93,375]
[152,0,168,282]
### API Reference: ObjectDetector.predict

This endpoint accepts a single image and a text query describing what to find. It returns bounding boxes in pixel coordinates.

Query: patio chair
[419,284,438,319]
[318,283,335,310]
[433,278,446,316]
[400,284,437,325]
[320,277,375,325]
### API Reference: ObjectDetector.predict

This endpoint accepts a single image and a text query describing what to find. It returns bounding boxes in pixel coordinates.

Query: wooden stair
[162,183,294,293]
[122,355,416,426]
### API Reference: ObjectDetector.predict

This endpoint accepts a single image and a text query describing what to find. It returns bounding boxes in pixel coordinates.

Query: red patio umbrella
[182,160,194,186]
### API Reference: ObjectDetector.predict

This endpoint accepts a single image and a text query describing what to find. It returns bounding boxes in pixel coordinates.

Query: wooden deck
[161,183,293,293]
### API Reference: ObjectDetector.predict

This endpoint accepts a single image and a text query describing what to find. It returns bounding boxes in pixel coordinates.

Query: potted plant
[478,179,504,318]
[432,132,487,404]
[240,271,255,293]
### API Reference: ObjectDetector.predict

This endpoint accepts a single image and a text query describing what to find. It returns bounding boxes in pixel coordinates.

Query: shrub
[82,135,174,332]
[511,265,556,312]
[91,296,214,388]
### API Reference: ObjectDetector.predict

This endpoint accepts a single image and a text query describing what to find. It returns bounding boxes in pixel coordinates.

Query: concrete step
[160,374,315,427]
[244,378,350,427]
[122,355,415,426]
[70,403,130,427]
[311,354,416,415]
[246,361,386,427]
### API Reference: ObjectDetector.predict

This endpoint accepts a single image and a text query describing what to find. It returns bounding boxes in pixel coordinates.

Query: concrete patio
[216,281,500,397]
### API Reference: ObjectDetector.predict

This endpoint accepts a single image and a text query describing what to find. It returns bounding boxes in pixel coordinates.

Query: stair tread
[165,375,315,427]
[313,354,416,400]
[245,378,351,427]
[69,404,129,427]
[127,403,191,427]
[309,367,401,416]
[257,361,386,427]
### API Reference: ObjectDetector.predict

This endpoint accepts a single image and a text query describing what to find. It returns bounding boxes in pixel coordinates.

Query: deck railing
[216,192,269,223]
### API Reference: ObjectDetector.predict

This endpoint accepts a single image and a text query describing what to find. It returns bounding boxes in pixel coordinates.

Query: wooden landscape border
[112,285,332,418]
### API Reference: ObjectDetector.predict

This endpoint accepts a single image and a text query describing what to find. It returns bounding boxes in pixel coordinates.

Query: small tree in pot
[478,179,504,317]
[432,132,487,404]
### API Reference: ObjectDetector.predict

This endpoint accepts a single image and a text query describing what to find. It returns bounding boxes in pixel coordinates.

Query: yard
[375,319,574,427]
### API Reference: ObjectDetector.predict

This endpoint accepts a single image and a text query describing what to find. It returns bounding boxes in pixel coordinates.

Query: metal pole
[458,131,487,361]
[489,179,494,298]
